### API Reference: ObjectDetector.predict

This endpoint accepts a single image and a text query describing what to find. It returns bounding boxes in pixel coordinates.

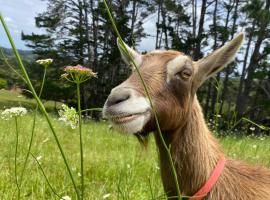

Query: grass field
[0,113,269,200]
[0,90,269,200]
[0,89,61,112]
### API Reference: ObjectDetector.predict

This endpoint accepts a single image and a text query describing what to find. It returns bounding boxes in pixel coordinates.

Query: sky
[0,0,48,50]
[0,0,156,51]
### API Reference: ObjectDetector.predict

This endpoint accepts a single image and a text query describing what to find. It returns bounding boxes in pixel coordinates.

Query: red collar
[189,157,226,200]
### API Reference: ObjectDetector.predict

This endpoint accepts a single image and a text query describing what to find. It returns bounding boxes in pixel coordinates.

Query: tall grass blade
[0,13,81,200]
[102,1,182,199]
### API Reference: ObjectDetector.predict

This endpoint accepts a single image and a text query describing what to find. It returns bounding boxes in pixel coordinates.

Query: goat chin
[110,112,151,134]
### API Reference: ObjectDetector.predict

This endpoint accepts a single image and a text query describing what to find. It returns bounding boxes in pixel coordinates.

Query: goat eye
[176,69,192,80]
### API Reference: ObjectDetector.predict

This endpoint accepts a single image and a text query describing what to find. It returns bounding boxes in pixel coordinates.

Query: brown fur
[115,51,270,199]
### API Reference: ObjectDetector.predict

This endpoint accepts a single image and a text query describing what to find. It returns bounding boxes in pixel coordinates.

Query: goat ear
[117,38,142,67]
[193,32,244,87]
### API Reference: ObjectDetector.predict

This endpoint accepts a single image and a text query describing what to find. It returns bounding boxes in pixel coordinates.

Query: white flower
[42,138,49,143]
[58,104,79,129]
[1,107,27,120]
[36,58,53,66]
[36,156,42,161]
[217,114,221,118]
[61,196,71,200]
[249,127,255,131]
[72,167,76,171]
[103,193,111,199]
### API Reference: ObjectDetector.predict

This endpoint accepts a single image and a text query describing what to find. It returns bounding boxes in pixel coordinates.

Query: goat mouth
[109,112,148,124]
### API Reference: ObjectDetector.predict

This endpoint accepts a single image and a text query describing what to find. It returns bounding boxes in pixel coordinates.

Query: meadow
[0,7,269,199]
[0,112,269,200]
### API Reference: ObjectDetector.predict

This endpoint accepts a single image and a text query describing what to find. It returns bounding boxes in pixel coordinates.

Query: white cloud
[4,17,13,22]
[0,0,47,49]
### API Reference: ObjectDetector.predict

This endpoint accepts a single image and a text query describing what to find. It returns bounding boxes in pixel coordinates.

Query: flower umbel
[36,58,53,67]
[58,104,79,129]
[61,196,71,200]
[1,107,27,120]
[62,65,97,84]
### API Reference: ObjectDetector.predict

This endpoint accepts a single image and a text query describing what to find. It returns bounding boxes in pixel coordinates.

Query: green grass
[0,114,269,200]
[0,89,61,112]
[0,89,269,199]
[0,115,162,200]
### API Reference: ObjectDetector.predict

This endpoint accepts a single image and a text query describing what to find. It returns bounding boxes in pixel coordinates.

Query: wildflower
[64,65,97,77]
[217,114,221,118]
[36,155,42,161]
[72,167,76,171]
[103,194,111,199]
[61,196,71,200]
[1,107,27,120]
[249,127,255,131]
[42,138,49,143]
[36,58,53,67]
[58,104,79,129]
[62,65,97,84]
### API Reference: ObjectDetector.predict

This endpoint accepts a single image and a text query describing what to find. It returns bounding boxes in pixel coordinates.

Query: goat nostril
[107,91,130,107]
[114,95,129,104]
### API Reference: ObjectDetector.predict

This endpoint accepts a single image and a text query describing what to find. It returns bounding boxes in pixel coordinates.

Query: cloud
[4,17,13,22]
[0,0,47,49]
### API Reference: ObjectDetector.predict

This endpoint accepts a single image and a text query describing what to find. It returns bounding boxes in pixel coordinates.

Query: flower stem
[0,13,81,200]
[79,108,102,114]
[19,66,47,190]
[30,152,62,198]
[14,117,20,199]
[77,83,84,200]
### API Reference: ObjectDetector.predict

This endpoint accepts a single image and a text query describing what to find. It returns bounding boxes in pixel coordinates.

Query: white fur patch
[116,95,150,115]
[150,50,167,54]
[112,111,151,134]
[166,55,189,83]
[103,93,151,134]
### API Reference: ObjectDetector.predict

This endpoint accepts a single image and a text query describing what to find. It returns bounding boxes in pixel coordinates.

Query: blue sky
[0,0,155,51]
[0,0,47,50]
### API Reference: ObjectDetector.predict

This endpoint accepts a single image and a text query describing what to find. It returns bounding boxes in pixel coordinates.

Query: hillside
[0,46,35,62]
[0,89,61,112]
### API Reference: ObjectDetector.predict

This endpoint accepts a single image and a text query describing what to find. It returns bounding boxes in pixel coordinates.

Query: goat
[103,33,270,199]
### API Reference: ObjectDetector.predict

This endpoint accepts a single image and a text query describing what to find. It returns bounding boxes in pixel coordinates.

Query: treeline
[2,0,270,133]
